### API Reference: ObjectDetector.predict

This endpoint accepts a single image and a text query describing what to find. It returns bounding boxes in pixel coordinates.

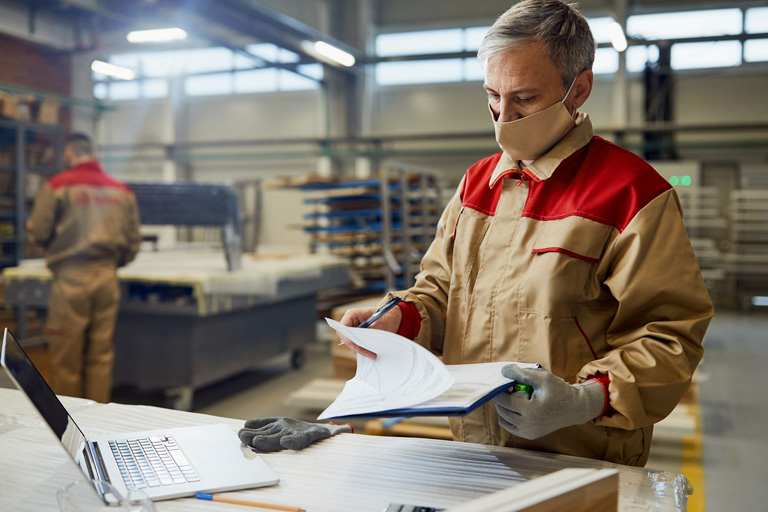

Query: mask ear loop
[561,75,578,117]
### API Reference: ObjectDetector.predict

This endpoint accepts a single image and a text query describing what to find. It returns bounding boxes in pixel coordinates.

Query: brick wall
[0,32,71,128]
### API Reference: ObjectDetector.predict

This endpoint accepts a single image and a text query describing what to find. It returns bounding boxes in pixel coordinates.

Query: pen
[195,493,305,512]
[338,296,403,345]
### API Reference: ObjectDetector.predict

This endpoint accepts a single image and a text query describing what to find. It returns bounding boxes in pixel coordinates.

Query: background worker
[337,0,714,466]
[26,132,141,403]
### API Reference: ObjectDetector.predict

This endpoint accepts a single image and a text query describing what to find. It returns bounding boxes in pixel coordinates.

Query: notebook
[0,328,279,502]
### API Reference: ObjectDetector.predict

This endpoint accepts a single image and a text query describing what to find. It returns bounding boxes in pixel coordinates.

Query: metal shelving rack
[300,163,443,302]
[0,118,63,267]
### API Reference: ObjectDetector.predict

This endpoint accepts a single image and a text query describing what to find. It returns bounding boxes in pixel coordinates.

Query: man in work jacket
[27,133,141,403]
[339,0,713,466]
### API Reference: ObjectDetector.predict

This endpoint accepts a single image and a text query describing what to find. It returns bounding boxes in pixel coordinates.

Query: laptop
[0,328,279,502]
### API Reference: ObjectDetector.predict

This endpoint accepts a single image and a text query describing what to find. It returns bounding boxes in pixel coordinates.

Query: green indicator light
[681,175,692,186]
[669,176,680,186]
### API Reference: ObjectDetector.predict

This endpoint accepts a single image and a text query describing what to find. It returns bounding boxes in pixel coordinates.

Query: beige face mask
[491,77,577,162]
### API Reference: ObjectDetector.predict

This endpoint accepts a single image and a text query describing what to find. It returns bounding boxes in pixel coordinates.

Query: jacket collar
[489,112,593,188]
[69,159,104,173]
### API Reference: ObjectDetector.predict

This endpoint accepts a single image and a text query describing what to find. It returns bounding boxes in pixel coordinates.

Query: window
[745,39,768,63]
[464,26,491,51]
[587,17,616,44]
[93,43,322,100]
[279,70,319,91]
[671,41,742,70]
[234,69,277,93]
[376,29,463,57]
[185,73,233,96]
[376,59,464,85]
[627,45,659,72]
[746,7,768,34]
[464,58,484,81]
[593,48,618,74]
[627,9,742,40]
[375,26,495,85]
[245,43,300,64]
[143,79,169,98]
[93,83,108,100]
[109,81,141,101]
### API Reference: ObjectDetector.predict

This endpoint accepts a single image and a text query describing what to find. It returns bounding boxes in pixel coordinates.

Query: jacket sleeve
[26,183,57,248]
[384,177,464,355]
[579,189,713,430]
[119,194,142,267]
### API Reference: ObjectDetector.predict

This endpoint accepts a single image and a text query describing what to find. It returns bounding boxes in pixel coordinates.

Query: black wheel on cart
[291,349,304,369]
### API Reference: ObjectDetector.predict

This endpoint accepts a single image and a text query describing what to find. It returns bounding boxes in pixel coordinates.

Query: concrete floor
[2,309,766,511]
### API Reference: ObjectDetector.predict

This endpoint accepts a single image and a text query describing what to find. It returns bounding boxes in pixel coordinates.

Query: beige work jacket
[27,160,141,271]
[390,115,713,466]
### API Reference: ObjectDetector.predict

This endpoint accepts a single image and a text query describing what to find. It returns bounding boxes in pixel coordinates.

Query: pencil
[195,492,305,512]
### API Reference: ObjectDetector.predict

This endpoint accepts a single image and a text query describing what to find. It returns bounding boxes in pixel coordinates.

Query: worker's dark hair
[65,133,94,157]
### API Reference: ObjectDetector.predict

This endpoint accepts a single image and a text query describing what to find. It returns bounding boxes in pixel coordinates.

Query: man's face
[484,40,569,123]
[63,146,73,168]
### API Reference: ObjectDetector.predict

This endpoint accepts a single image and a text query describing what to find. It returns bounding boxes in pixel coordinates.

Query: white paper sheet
[319,319,455,420]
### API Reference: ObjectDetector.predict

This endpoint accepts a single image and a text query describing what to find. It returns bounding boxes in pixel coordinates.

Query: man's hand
[238,417,352,452]
[492,365,605,440]
[338,306,402,360]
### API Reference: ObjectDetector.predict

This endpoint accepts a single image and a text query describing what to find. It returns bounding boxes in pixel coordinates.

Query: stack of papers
[319,319,539,420]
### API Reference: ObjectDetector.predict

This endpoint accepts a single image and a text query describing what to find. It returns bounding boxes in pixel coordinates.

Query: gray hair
[477,0,596,89]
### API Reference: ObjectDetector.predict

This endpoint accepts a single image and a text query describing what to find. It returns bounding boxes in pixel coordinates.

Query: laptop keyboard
[108,435,200,490]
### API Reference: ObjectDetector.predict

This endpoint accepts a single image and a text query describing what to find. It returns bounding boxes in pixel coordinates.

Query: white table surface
[0,388,689,511]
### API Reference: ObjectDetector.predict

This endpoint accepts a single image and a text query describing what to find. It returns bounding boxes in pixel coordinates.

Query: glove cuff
[576,380,607,423]
[320,422,354,436]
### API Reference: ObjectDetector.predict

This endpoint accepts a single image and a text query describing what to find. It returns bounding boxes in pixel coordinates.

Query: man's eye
[518,97,535,104]
[487,92,500,101]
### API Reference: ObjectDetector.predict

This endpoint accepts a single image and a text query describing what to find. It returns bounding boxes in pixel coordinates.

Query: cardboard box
[37,98,60,125]
[0,91,18,119]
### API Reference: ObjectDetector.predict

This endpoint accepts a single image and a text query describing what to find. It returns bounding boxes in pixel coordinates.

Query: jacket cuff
[587,373,611,417]
[395,301,421,340]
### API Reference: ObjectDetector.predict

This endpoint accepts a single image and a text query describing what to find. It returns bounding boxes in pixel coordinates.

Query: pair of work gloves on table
[239,417,352,452]
[238,366,605,452]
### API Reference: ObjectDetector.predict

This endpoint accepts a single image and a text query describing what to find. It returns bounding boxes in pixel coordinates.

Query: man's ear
[570,70,593,111]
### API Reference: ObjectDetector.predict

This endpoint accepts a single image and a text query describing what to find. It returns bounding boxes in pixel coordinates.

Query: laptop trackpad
[191,441,242,463]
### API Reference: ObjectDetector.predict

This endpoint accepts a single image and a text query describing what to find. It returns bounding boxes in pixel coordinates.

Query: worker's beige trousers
[46,262,120,403]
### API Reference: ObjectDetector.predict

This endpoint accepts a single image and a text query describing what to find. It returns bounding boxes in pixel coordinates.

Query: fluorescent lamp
[609,22,628,52]
[127,28,187,44]
[91,60,135,80]
[753,296,768,307]
[313,40,356,67]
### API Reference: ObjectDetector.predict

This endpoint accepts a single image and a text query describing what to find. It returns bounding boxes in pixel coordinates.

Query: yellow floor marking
[682,403,705,512]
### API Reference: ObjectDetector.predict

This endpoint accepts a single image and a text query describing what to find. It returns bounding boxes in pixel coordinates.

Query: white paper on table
[319,318,455,420]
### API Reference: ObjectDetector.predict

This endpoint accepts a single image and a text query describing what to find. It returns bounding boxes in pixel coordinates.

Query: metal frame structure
[0,118,63,267]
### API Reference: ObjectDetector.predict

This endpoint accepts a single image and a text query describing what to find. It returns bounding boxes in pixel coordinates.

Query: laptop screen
[1,329,90,473]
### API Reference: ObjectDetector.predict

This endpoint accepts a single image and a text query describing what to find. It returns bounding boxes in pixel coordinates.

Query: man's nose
[497,100,523,123]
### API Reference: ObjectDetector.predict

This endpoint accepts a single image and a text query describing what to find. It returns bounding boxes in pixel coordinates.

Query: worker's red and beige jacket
[26,160,141,271]
[390,114,713,466]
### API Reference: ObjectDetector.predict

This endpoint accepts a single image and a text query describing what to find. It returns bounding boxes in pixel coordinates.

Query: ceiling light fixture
[609,21,628,52]
[91,60,136,80]
[127,28,187,44]
[311,40,356,67]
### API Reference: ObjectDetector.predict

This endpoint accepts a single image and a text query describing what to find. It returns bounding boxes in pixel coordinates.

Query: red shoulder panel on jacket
[49,160,133,193]
[460,152,505,216]
[522,137,672,232]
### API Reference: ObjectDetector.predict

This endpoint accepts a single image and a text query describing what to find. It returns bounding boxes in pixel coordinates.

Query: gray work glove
[238,417,352,452]
[492,365,605,440]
